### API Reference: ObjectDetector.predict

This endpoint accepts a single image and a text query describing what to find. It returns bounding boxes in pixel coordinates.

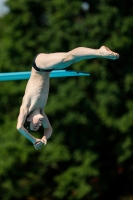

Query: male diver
[17,46,119,150]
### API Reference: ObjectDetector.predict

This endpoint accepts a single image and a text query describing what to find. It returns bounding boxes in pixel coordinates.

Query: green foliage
[54,151,99,200]
[0,0,133,199]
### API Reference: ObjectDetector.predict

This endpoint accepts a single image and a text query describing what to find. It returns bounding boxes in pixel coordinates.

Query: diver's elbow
[16,124,23,131]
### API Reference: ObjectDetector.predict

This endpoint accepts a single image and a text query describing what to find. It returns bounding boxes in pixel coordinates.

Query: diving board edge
[0,70,90,81]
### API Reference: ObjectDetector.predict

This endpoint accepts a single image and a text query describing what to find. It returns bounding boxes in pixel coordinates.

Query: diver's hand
[33,139,45,150]
[41,136,47,146]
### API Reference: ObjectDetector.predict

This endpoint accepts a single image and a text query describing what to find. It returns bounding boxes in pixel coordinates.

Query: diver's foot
[99,46,119,60]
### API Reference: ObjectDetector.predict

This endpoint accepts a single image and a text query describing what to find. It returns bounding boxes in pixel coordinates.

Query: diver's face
[28,115,42,131]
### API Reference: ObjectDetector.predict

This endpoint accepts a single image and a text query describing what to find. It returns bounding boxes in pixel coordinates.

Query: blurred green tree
[0,0,133,200]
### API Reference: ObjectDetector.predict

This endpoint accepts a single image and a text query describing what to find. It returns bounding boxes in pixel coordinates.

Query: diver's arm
[41,109,53,141]
[17,105,36,143]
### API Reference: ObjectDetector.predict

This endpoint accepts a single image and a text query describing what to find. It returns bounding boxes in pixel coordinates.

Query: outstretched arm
[17,105,36,144]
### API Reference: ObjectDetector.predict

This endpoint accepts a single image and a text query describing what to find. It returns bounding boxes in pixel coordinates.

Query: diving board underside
[0,70,90,81]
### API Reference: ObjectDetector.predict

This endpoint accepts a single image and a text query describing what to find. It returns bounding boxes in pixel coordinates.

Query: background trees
[0,0,133,199]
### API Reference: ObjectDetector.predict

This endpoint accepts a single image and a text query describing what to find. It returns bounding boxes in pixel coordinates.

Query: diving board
[0,70,90,81]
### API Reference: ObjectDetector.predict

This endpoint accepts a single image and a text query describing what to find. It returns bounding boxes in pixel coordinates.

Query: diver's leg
[36,46,119,70]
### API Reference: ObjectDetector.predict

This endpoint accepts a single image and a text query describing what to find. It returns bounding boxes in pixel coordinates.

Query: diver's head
[24,114,42,132]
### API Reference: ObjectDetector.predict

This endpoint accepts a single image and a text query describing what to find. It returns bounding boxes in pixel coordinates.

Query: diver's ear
[27,117,31,122]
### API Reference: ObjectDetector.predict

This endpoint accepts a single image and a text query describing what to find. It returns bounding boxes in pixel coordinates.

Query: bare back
[22,67,50,114]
